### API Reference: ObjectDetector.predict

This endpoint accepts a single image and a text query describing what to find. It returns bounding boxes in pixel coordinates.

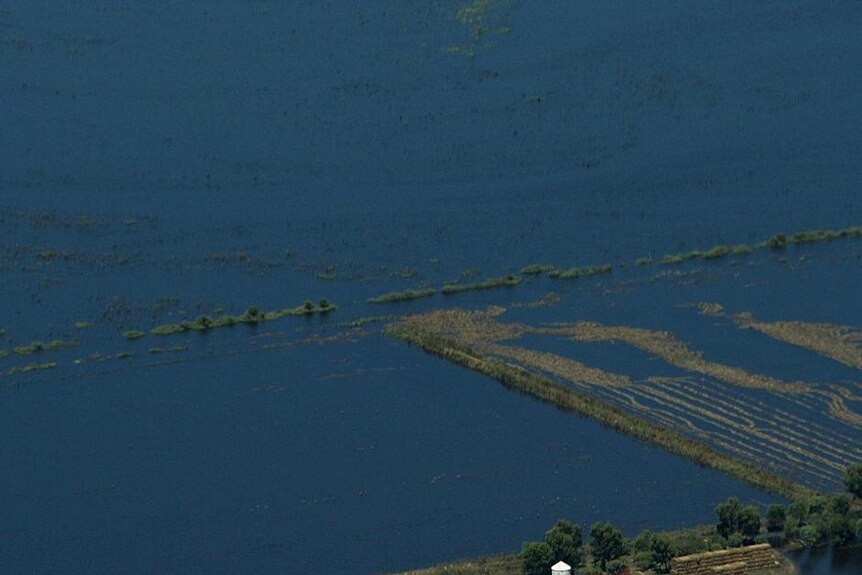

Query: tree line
[521,463,862,575]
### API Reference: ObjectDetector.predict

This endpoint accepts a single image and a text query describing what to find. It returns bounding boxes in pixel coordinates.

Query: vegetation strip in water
[7,361,58,375]
[390,320,813,502]
[548,264,613,279]
[441,274,521,294]
[147,300,336,336]
[11,339,78,356]
[367,289,436,304]
[520,263,555,275]
[572,322,810,393]
[656,226,862,266]
[366,225,862,307]
[734,313,862,372]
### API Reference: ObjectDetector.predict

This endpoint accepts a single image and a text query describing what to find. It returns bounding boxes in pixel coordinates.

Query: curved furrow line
[633,384,849,476]
[657,380,860,466]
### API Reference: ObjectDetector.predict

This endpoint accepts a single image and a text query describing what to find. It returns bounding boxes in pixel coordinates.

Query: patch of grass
[117,352,132,360]
[123,330,146,340]
[368,289,437,304]
[74,321,91,329]
[519,263,555,275]
[441,275,521,294]
[635,257,653,266]
[548,264,612,279]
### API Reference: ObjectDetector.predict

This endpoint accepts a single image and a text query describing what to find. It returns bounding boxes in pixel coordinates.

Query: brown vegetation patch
[572,322,809,393]
[734,313,862,371]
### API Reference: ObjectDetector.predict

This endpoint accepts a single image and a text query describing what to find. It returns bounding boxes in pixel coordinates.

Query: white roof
[551,561,571,570]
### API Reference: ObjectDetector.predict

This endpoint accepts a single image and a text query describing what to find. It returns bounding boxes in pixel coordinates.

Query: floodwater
[1,2,860,574]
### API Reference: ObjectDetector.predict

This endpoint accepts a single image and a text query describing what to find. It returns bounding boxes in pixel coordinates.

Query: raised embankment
[670,543,779,575]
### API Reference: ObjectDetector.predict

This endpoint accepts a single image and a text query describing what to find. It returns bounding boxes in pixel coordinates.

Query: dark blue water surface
[2,2,861,574]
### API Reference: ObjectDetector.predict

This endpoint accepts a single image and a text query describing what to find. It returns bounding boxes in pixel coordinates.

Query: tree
[715,497,744,538]
[799,522,828,548]
[739,505,761,540]
[545,520,582,567]
[631,529,654,553]
[650,535,676,574]
[606,559,626,575]
[830,514,856,547]
[591,521,626,570]
[829,494,851,516]
[845,463,862,498]
[521,542,554,575]
[766,505,786,533]
[783,517,800,540]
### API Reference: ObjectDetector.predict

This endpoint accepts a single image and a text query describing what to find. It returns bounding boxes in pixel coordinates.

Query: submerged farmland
[392,303,862,495]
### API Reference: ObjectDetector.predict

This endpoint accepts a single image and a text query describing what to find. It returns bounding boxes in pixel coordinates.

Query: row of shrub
[658,226,862,266]
[368,225,862,305]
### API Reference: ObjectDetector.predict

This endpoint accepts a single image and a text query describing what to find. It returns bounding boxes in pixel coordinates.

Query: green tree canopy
[829,515,856,547]
[590,521,626,570]
[739,505,761,539]
[845,463,862,498]
[715,497,760,539]
[521,541,555,575]
[829,494,851,516]
[545,519,582,567]
[765,504,786,533]
[650,535,676,574]
[715,497,744,538]
[631,529,654,553]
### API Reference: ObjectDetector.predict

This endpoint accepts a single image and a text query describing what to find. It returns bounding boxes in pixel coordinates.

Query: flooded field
[2,1,861,574]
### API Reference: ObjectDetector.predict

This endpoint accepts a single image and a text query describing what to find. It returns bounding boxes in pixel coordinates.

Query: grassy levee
[390,324,814,503]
